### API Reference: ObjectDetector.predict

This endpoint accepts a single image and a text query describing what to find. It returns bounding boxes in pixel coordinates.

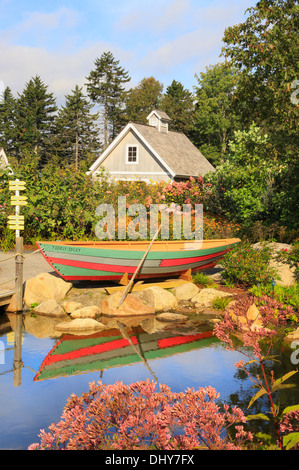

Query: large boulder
[24,273,72,307]
[269,259,296,286]
[140,286,178,312]
[252,242,296,286]
[101,291,155,317]
[70,305,101,319]
[191,288,232,308]
[173,282,199,301]
[62,300,83,314]
[285,327,299,343]
[55,318,106,335]
[32,299,67,317]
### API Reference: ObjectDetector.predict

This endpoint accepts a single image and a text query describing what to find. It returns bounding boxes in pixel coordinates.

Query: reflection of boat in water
[34,328,217,381]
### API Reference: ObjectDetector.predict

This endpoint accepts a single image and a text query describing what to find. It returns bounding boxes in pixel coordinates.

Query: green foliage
[160,80,194,136]
[214,298,299,450]
[192,63,240,165]
[52,85,101,169]
[276,242,299,282]
[192,272,216,287]
[0,162,243,247]
[249,283,299,310]
[124,77,164,124]
[0,87,17,157]
[221,0,299,230]
[15,75,57,164]
[246,371,299,450]
[203,123,290,226]
[221,242,277,287]
[0,157,105,243]
[222,0,298,156]
[85,51,130,146]
[212,296,232,310]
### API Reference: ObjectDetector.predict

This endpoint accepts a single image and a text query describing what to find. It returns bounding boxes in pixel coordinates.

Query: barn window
[126,145,138,164]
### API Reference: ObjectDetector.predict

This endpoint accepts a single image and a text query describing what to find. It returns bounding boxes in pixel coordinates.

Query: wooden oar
[117,321,158,381]
[117,225,161,308]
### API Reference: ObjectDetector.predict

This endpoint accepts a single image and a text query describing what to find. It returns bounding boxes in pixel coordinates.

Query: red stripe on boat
[47,257,137,273]
[158,331,213,349]
[59,263,218,281]
[42,336,139,366]
[160,250,227,267]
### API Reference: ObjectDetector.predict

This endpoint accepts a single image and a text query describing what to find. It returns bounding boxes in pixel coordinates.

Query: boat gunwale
[37,238,241,253]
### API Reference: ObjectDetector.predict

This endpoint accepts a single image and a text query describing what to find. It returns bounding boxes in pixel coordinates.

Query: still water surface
[0,310,297,450]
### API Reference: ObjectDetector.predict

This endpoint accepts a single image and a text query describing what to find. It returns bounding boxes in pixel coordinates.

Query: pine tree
[53,85,101,170]
[0,87,17,157]
[160,80,194,135]
[86,51,130,148]
[15,75,57,163]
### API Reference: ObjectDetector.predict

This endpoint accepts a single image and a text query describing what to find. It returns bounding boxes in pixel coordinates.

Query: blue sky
[0,0,256,104]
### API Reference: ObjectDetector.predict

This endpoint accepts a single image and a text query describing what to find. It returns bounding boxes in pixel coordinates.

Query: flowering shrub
[221,242,277,287]
[1,159,241,246]
[28,379,252,450]
[161,177,203,206]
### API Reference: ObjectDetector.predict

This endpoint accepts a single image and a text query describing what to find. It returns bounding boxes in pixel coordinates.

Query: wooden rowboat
[36,238,240,282]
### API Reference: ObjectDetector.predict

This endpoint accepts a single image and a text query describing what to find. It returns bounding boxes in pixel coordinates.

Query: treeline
[0,0,298,232]
[0,61,239,170]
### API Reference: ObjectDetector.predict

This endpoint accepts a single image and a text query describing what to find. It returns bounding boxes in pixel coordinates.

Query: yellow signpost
[10,196,28,206]
[8,179,27,311]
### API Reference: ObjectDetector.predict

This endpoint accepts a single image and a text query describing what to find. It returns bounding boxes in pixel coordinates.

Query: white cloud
[0,40,133,103]
[139,27,223,73]
[20,7,80,31]
[1,6,81,44]
[117,0,192,35]
[0,1,256,102]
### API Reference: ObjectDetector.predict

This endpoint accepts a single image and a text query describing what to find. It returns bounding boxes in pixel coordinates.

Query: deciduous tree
[124,77,164,124]
[192,63,240,166]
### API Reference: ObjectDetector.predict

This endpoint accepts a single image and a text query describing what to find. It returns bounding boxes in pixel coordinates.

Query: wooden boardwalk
[0,289,15,307]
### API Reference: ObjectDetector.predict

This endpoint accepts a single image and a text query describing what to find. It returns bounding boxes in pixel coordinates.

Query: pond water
[0,309,298,450]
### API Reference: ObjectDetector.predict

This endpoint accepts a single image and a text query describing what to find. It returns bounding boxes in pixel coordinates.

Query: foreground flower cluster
[28,379,252,450]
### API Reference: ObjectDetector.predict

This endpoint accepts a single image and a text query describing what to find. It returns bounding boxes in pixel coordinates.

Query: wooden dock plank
[105,279,188,294]
[0,289,15,307]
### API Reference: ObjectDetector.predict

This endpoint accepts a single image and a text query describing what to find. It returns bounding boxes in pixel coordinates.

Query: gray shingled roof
[133,122,215,177]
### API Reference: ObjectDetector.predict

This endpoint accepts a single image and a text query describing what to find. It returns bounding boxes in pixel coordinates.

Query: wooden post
[15,236,24,312]
[13,312,23,387]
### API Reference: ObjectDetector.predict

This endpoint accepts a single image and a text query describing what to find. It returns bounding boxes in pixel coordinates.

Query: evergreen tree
[160,80,194,135]
[15,75,57,163]
[0,87,17,157]
[86,51,130,148]
[124,77,164,124]
[53,85,101,170]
